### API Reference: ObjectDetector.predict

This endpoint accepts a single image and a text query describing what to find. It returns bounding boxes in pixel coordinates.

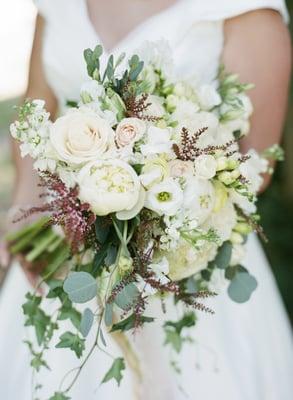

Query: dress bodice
[34,0,288,108]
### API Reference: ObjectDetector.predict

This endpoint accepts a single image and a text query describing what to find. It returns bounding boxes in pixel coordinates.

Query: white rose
[77,159,140,216]
[115,117,146,148]
[145,178,183,216]
[183,178,215,224]
[50,109,115,165]
[140,126,173,156]
[194,154,217,180]
[144,95,165,118]
[169,159,194,177]
[196,84,221,110]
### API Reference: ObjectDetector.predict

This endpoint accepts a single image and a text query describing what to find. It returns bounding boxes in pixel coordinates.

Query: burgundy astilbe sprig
[173,127,239,161]
[17,172,96,253]
[124,91,161,122]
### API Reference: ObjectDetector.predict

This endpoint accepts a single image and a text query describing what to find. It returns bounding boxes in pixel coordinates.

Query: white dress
[0,1,292,399]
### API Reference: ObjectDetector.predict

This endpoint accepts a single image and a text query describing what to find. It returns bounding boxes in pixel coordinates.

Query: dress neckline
[81,0,185,55]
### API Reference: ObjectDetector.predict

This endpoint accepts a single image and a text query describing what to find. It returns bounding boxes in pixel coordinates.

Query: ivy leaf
[164,329,183,353]
[228,272,258,303]
[102,358,125,386]
[58,297,81,329]
[56,332,85,358]
[214,241,232,269]
[63,272,97,303]
[30,353,50,372]
[164,312,196,353]
[79,308,94,338]
[110,314,154,332]
[114,283,139,310]
[48,393,70,400]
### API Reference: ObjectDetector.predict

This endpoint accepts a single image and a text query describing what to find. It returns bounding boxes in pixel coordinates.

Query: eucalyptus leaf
[228,272,258,303]
[214,241,232,269]
[104,302,113,327]
[114,283,139,310]
[63,272,97,304]
[48,392,70,400]
[80,308,94,337]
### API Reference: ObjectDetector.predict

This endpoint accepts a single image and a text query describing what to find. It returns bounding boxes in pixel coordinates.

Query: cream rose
[115,117,146,148]
[169,159,194,178]
[194,154,217,180]
[50,108,115,165]
[77,159,140,216]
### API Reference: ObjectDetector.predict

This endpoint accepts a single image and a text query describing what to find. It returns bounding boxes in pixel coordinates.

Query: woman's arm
[222,9,291,189]
[12,14,58,207]
[0,15,58,271]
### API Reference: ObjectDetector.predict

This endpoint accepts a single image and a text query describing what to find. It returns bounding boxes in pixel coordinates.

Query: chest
[41,0,224,106]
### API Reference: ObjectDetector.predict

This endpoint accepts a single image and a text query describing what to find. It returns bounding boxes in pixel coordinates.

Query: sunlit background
[0,0,292,322]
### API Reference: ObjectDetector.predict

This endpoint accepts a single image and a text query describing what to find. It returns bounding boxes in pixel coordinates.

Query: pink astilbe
[19,172,96,253]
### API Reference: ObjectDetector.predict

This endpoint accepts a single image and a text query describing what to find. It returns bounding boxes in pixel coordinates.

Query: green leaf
[184,277,198,294]
[58,299,81,330]
[228,272,258,303]
[63,272,97,303]
[48,392,70,400]
[164,329,183,353]
[102,358,125,386]
[79,308,94,338]
[30,353,50,372]
[104,302,114,327]
[214,241,232,269]
[114,283,139,310]
[92,242,110,277]
[56,332,85,358]
[164,312,196,335]
[95,217,110,244]
[110,314,154,332]
[105,245,118,267]
[225,264,248,281]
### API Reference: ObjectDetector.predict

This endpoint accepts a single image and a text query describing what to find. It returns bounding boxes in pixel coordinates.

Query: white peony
[194,154,217,180]
[140,126,173,156]
[183,178,215,225]
[50,108,115,165]
[115,117,146,148]
[145,178,183,216]
[77,159,141,216]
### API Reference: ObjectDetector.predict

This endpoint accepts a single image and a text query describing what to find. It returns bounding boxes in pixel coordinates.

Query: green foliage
[114,283,140,310]
[228,271,258,303]
[56,332,85,358]
[63,272,98,303]
[22,293,54,346]
[104,302,114,327]
[102,358,126,386]
[213,241,232,269]
[110,314,154,333]
[79,308,94,338]
[164,312,196,353]
[48,392,71,400]
[58,298,81,330]
[83,45,103,79]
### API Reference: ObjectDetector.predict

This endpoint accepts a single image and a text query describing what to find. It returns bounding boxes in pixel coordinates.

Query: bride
[0,0,293,399]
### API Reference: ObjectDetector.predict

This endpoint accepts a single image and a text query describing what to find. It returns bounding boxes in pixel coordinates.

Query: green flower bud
[230,232,244,245]
[218,171,235,185]
[227,159,239,170]
[216,156,228,171]
[118,256,134,277]
[234,222,252,235]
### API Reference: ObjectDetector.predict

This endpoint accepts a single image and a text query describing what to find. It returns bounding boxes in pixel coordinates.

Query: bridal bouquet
[8,41,282,398]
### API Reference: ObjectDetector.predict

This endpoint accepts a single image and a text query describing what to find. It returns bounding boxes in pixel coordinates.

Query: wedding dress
[0,1,293,399]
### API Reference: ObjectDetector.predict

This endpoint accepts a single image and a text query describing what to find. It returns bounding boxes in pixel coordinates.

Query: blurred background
[0,0,292,322]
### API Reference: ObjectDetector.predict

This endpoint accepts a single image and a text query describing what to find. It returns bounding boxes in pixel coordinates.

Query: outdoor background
[0,0,292,322]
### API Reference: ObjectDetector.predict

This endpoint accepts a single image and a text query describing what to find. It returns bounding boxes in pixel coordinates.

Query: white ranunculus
[144,95,165,118]
[194,154,217,180]
[196,84,221,110]
[183,178,215,224]
[239,150,268,192]
[50,109,115,165]
[80,79,105,103]
[169,159,194,178]
[115,117,146,148]
[140,157,169,188]
[145,178,183,216]
[77,159,140,216]
[140,126,173,156]
[171,98,199,125]
[203,200,237,243]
